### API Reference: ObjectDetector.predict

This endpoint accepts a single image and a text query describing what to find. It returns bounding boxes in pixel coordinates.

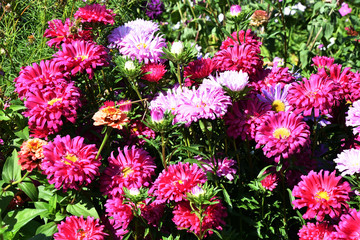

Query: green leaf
[35,222,57,237]
[324,22,334,40]
[2,149,21,184]
[0,191,14,214]
[38,186,56,201]
[14,127,29,140]
[3,208,47,236]
[66,199,99,219]
[221,184,233,208]
[8,105,27,112]
[300,50,310,68]
[18,180,38,201]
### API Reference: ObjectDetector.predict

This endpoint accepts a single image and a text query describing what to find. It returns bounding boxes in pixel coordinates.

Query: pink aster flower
[257,83,291,112]
[43,18,93,49]
[184,58,215,80]
[149,162,207,203]
[292,170,351,221]
[220,29,262,50]
[287,74,337,117]
[224,97,271,140]
[149,86,183,116]
[298,221,339,240]
[74,4,115,25]
[199,157,237,181]
[334,148,360,176]
[260,171,278,191]
[141,200,165,227]
[339,3,352,17]
[172,199,227,237]
[23,82,81,138]
[230,5,242,16]
[100,146,156,198]
[18,138,47,172]
[41,135,101,191]
[141,62,166,82]
[255,111,310,162]
[53,40,109,79]
[346,99,360,135]
[104,197,133,238]
[312,56,335,69]
[54,215,107,240]
[336,208,360,239]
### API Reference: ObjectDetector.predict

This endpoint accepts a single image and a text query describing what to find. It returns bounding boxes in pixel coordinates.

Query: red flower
[184,58,215,80]
[74,4,116,25]
[141,62,166,82]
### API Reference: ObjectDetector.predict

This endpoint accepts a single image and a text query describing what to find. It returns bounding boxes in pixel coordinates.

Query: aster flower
[144,0,165,19]
[92,101,129,130]
[18,138,47,172]
[54,215,107,240]
[312,56,335,69]
[203,70,249,93]
[149,86,183,115]
[260,171,278,191]
[141,200,165,227]
[336,208,360,239]
[199,157,237,181]
[125,18,160,35]
[229,5,242,17]
[149,162,207,203]
[74,4,115,25]
[53,40,109,79]
[250,10,269,27]
[298,222,338,240]
[324,64,354,101]
[334,148,360,176]
[141,62,166,82]
[257,83,290,112]
[287,74,337,117]
[220,29,261,50]
[43,18,93,49]
[346,99,360,135]
[255,111,310,162]
[172,199,227,237]
[41,135,101,191]
[104,197,133,238]
[292,170,351,221]
[23,82,81,138]
[184,58,215,80]
[127,120,156,145]
[339,3,352,17]
[100,146,156,198]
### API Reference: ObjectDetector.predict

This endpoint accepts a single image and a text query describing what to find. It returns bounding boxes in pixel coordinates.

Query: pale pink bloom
[339,3,352,17]
[334,148,360,176]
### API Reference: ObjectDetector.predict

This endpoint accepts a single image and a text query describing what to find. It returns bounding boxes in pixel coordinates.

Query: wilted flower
[249,10,268,27]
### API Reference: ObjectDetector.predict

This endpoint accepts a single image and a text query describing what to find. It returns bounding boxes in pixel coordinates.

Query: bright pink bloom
[298,222,339,240]
[312,56,335,69]
[150,162,207,203]
[172,199,227,237]
[339,3,352,17]
[200,157,237,181]
[74,4,115,25]
[141,62,166,82]
[220,29,261,50]
[260,171,278,191]
[100,146,156,198]
[255,111,310,162]
[251,65,295,92]
[336,208,360,239]
[104,197,133,238]
[53,40,109,79]
[54,215,106,240]
[230,5,242,16]
[184,58,215,80]
[41,135,101,191]
[292,170,351,221]
[18,138,47,172]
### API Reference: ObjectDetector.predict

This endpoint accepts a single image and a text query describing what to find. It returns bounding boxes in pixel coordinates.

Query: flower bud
[124,60,136,71]
[151,108,164,123]
[230,5,242,17]
[171,41,184,55]
[129,188,140,196]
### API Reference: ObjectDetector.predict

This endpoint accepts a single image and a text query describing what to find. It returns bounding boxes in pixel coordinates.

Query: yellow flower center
[122,167,133,178]
[48,98,62,106]
[178,180,184,184]
[103,106,119,115]
[272,100,286,112]
[27,140,42,151]
[63,154,78,165]
[315,191,330,201]
[133,127,138,132]
[136,43,147,49]
[75,55,88,61]
[77,228,86,240]
[306,91,318,99]
[273,127,291,139]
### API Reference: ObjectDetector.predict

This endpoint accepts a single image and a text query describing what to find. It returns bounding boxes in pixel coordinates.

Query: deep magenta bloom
[41,135,101,191]
[336,208,360,239]
[298,222,338,240]
[141,62,166,82]
[100,146,156,198]
[74,4,115,25]
[346,99,360,135]
[54,215,107,240]
[43,18,93,49]
[220,29,261,50]
[200,157,237,181]
[292,170,351,221]
[141,200,165,227]
[150,162,207,203]
[104,197,133,238]
[23,83,81,138]
[255,111,310,162]
[184,58,215,80]
[172,199,227,237]
[127,120,156,145]
[53,40,109,79]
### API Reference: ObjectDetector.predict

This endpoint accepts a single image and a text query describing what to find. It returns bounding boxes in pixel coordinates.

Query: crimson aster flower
[41,135,101,191]
[141,62,166,82]
[298,221,338,240]
[53,40,109,79]
[255,111,310,162]
[184,58,215,80]
[54,215,107,240]
[260,171,278,191]
[292,170,351,221]
[220,29,261,50]
[346,99,360,135]
[199,157,237,181]
[334,148,360,176]
[336,208,360,239]
[100,145,156,198]
[74,4,115,25]
[104,197,133,238]
[141,200,165,227]
[18,138,47,172]
[150,162,207,203]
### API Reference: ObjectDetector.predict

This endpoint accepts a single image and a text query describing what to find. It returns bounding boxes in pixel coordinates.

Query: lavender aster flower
[200,157,237,181]
[346,100,360,135]
[143,0,165,19]
[334,148,360,176]
[257,83,290,112]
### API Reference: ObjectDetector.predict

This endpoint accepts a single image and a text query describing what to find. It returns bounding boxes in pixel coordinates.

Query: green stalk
[176,64,182,88]
[161,132,167,170]
[95,127,113,161]
[1,172,30,195]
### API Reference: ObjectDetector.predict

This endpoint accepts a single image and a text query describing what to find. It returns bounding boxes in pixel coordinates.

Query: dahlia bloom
[251,65,295,92]
[224,97,271,140]
[346,99,360,135]
[100,146,156,198]
[41,135,101,191]
[14,60,68,99]
[200,157,237,181]
[260,171,278,191]
[43,18,93,49]
[54,215,107,240]
[255,111,310,162]
[220,29,261,50]
[144,0,165,19]
[257,83,290,112]
[287,74,337,117]
[104,197,133,238]
[23,83,81,138]
[334,148,360,176]
[141,62,166,82]
[292,170,351,221]
[172,199,227,237]
[298,222,338,240]
[92,101,129,130]
[336,208,360,239]
[74,4,115,25]
[184,58,215,80]
[150,162,207,203]
[53,40,109,79]
[18,138,47,172]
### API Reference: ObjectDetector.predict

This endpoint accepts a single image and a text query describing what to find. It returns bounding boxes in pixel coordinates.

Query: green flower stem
[84,75,97,107]
[95,127,113,161]
[161,132,168,170]
[176,64,182,88]
[1,171,30,195]
[129,78,146,108]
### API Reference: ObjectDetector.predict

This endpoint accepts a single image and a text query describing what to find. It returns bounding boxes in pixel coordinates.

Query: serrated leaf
[66,200,99,219]
[19,180,38,201]
[35,221,57,237]
[2,149,21,183]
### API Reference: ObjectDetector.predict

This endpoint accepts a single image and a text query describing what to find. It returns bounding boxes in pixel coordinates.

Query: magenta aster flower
[334,148,360,176]
[74,4,115,25]
[141,62,166,82]
[41,135,101,191]
[255,111,310,162]
[251,65,295,92]
[257,83,291,112]
[53,40,109,79]
[312,56,335,69]
[292,170,351,221]
[346,99,360,135]
[100,146,156,198]
[23,82,81,138]
[149,162,207,203]
[184,58,215,80]
[104,197,133,238]
[298,222,338,240]
[336,208,360,239]
[54,215,107,240]
[141,200,165,227]
[199,157,237,181]
[126,120,156,145]
[220,29,261,50]
[260,171,278,191]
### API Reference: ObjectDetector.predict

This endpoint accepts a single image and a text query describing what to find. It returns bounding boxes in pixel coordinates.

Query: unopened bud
[124,61,136,71]
[171,41,184,55]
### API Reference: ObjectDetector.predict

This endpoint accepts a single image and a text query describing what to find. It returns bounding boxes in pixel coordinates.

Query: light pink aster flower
[203,70,249,92]
[100,146,156,198]
[41,135,101,191]
[149,162,207,203]
[346,99,360,135]
[336,208,360,239]
[255,111,310,162]
[298,222,338,240]
[104,197,133,238]
[334,148,360,176]
[53,40,109,79]
[54,215,107,240]
[292,170,351,221]
[74,4,116,25]
[149,86,183,115]
[199,156,237,181]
